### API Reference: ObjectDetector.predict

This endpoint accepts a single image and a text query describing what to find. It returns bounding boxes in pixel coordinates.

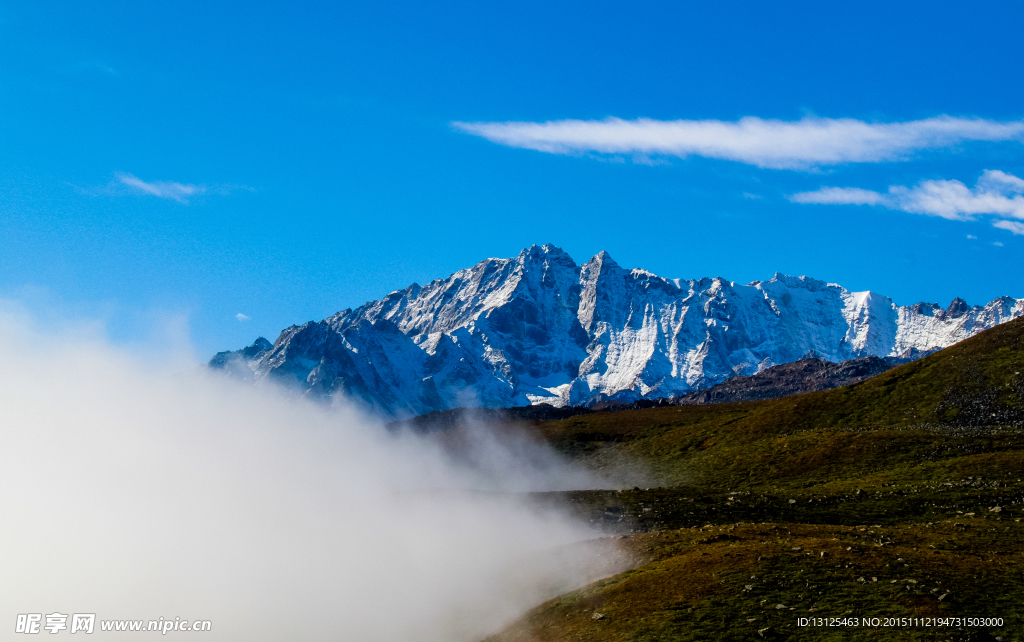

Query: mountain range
[210,244,1023,417]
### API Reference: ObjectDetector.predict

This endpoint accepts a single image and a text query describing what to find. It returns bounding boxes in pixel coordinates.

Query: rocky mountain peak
[944,297,971,319]
[211,246,1024,417]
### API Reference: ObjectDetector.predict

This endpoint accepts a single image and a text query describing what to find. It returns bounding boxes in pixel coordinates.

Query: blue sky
[1,0,1022,356]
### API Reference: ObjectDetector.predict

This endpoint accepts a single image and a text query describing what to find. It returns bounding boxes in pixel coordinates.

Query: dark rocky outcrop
[667,355,912,405]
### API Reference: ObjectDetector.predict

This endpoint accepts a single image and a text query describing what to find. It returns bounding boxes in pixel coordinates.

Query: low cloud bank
[453,116,1024,169]
[0,309,622,641]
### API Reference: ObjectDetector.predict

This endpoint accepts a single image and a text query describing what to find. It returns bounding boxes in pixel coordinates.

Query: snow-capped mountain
[211,244,1024,417]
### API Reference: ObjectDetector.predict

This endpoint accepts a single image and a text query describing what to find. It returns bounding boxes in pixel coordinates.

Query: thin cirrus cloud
[116,172,205,203]
[790,170,1024,235]
[994,220,1024,236]
[452,116,1024,170]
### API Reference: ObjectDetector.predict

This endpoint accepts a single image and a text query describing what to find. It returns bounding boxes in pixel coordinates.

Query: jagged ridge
[210,244,1024,417]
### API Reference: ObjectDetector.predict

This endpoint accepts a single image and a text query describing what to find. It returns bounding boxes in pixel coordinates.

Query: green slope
[533,316,1024,490]
[485,518,1024,642]
[482,317,1024,641]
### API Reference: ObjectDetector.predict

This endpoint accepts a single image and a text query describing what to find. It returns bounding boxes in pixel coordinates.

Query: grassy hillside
[533,316,1024,490]
[486,517,1024,642]
[481,318,1024,641]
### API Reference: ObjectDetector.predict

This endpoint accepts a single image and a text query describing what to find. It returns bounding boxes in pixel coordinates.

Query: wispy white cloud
[236,313,250,322]
[791,186,887,206]
[116,172,205,203]
[72,60,118,75]
[790,170,1024,235]
[993,220,1024,236]
[452,116,1024,170]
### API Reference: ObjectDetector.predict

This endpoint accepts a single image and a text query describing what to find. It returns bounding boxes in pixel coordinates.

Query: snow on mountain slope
[210,244,1024,417]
